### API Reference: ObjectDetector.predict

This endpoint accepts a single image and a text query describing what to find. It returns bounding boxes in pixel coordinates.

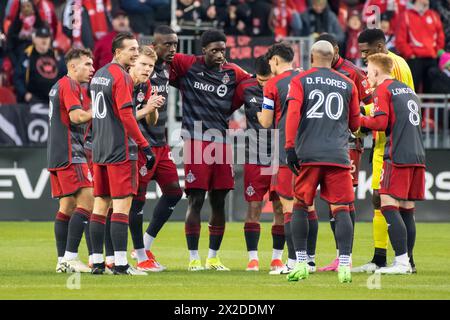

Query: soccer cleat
[307,261,316,273]
[105,263,114,275]
[188,259,205,271]
[246,259,259,271]
[287,262,309,281]
[136,259,164,272]
[338,265,352,283]
[91,262,106,275]
[61,258,91,273]
[113,264,147,276]
[270,259,284,271]
[352,262,379,273]
[318,258,339,272]
[131,250,167,270]
[205,257,230,271]
[269,263,292,275]
[411,265,417,274]
[375,261,412,275]
[56,261,66,273]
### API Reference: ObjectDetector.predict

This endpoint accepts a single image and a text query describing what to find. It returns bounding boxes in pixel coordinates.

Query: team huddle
[48,26,425,283]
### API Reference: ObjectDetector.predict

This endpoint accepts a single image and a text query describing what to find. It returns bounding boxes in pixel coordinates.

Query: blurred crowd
[0,0,449,105]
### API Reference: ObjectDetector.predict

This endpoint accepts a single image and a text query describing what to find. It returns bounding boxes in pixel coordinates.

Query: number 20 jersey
[286,67,360,167]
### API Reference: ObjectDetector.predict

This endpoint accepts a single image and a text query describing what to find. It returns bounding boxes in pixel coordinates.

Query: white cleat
[307,262,316,274]
[114,265,148,276]
[375,262,412,275]
[61,258,91,273]
[56,262,66,273]
[269,264,292,275]
[352,262,379,273]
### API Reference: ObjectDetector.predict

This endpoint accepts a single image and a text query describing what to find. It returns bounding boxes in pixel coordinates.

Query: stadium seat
[0,87,17,105]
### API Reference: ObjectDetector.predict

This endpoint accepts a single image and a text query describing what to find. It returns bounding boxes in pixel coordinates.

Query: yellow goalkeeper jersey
[371,51,415,189]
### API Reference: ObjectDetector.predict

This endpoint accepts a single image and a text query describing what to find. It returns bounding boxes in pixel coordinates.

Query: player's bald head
[310,40,334,67]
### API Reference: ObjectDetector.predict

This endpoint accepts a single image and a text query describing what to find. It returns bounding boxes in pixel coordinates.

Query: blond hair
[138,45,157,61]
[367,53,394,75]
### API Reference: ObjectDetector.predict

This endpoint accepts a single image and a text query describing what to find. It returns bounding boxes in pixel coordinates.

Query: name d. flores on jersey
[306,76,348,89]
[193,81,228,97]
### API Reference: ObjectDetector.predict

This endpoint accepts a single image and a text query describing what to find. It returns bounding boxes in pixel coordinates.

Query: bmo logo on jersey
[193,82,228,97]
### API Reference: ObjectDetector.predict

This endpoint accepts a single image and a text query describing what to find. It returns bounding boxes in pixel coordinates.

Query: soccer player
[232,56,285,272]
[284,41,360,283]
[48,48,95,273]
[88,32,155,275]
[258,42,318,274]
[353,28,416,273]
[360,53,425,274]
[169,29,251,271]
[128,43,182,272]
[315,33,373,272]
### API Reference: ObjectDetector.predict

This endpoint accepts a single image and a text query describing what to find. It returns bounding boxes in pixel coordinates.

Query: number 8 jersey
[285,67,360,168]
[372,79,425,166]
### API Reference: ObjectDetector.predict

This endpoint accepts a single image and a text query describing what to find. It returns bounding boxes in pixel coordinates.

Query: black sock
[66,208,91,254]
[284,213,296,260]
[333,207,353,256]
[90,214,106,258]
[129,200,145,250]
[307,210,318,257]
[400,207,416,266]
[209,225,225,251]
[185,223,201,250]
[271,224,285,251]
[244,222,260,251]
[349,203,356,253]
[381,206,407,256]
[84,221,92,256]
[110,213,129,252]
[329,208,338,250]
[104,209,114,257]
[54,212,70,258]
[372,248,387,266]
[291,204,308,252]
[146,193,181,237]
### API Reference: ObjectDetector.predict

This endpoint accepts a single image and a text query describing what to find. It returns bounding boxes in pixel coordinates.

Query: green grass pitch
[0,221,449,300]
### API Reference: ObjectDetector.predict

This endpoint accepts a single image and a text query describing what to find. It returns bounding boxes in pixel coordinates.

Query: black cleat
[91,262,105,275]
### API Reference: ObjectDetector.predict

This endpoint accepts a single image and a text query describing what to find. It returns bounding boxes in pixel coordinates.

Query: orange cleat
[270,259,284,271]
[246,259,259,271]
[136,259,164,272]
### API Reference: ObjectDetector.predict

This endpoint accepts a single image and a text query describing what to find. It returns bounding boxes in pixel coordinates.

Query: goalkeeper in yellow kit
[354,29,416,273]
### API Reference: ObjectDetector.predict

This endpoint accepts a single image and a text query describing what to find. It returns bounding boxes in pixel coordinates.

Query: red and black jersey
[333,56,373,152]
[262,69,299,165]
[361,79,425,166]
[90,63,149,164]
[80,84,93,151]
[285,67,360,168]
[148,62,170,146]
[133,79,153,146]
[47,76,87,170]
[170,53,250,143]
[233,77,272,165]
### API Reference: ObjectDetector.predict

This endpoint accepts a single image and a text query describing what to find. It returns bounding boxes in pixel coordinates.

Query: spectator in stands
[176,0,217,35]
[396,0,445,93]
[299,0,345,45]
[3,0,58,37]
[62,0,112,50]
[428,51,450,93]
[337,0,365,31]
[245,0,273,36]
[13,26,65,103]
[432,0,450,51]
[93,9,130,71]
[270,0,303,38]
[343,9,362,65]
[216,0,248,35]
[380,12,396,52]
[362,0,407,32]
[119,0,171,35]
[6,0,45,66]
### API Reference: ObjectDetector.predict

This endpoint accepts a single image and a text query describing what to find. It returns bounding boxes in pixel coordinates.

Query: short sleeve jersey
[47,76,87,170]
[372,79,425,166]
[287,67,359,167]
[233,77,272,165]
[90,63,137,164]
[263,69,299,165]
[170,53,251,143]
